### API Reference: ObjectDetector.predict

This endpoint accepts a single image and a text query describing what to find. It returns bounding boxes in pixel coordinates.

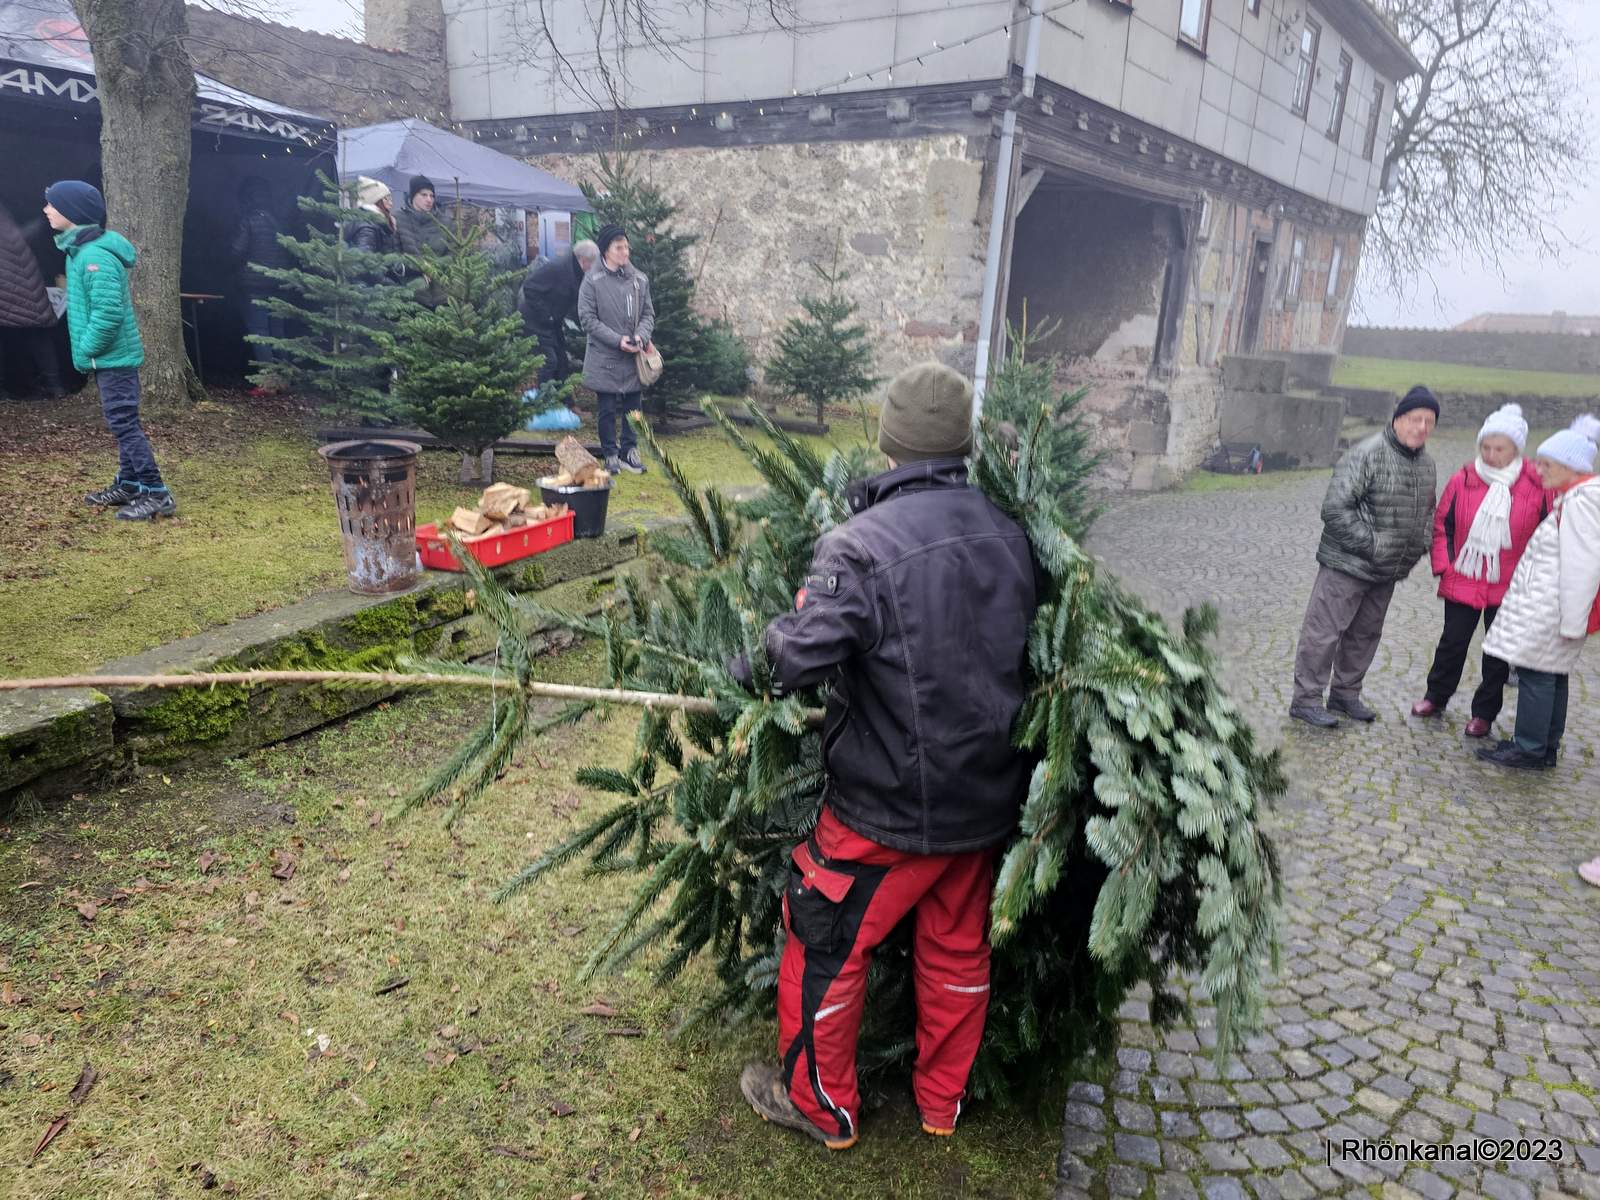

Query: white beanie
[1536,414,1600,473]
[354,176,391,209]
[1477,403,1528,451]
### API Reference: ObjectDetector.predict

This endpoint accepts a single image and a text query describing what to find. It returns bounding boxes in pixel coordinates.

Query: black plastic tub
[538,478,611,538]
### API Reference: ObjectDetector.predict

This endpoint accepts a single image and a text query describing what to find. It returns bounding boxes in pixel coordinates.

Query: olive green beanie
[878,362,974,464]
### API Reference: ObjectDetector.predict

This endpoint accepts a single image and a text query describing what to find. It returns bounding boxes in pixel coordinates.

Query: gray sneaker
[115,487,177,521]
[1289,704,1340,728]
[1327,695,1378,723]
[604,455,623,474]
[619,448,646,474]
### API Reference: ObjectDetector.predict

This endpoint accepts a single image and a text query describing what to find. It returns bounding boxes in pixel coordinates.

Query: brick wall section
[1343,328,1600,375]
[184,7,449,126]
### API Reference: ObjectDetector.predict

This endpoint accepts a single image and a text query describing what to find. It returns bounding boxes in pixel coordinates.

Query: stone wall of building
[528,136,992,381]
[1342,328,1600,375]
[184,6,449,126]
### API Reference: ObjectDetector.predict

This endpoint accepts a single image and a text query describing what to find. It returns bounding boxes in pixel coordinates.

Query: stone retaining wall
[0,523,653,809]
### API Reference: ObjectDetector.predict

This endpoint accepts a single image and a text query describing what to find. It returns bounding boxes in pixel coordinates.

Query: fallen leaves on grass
[549,1100,575,1117]
[373,976,410,996]
[69,1062,97,1103]
[489,1145,537,1161]
[75,901,98,922]
[270,849,298,881]
[578,1001,617,1018]
[2,980,22,1005]
[31,1112,69,1159]
[198,850,220,874]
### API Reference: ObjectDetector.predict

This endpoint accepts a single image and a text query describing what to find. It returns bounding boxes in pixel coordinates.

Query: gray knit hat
[878,362,974,464]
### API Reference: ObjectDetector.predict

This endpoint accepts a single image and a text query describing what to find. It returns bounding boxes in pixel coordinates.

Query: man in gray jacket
[577,223,654,474]
[1290,387,1439,727]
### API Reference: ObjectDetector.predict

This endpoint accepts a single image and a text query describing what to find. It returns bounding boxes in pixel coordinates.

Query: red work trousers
[777,806,995,1141]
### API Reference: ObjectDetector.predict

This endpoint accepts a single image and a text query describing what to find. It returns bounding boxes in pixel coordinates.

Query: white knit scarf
[1454,457,1523,582]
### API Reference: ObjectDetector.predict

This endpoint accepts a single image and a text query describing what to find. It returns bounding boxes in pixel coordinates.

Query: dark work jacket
[764,460,1038,854]
[228,208,290,293]
[521,250,585,326]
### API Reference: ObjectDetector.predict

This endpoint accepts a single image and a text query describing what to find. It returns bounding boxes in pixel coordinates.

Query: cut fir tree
[766,243,882,433]
[376,213,561,484]
[404,400,1282,1107]
[247,172,423,425]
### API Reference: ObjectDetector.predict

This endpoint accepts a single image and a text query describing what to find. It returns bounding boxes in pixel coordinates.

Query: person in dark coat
[394,175,451,307]
[345,177,398,255]
[1289,386,1439,727]
[0,200,66,400]
[520,238,597,383]
[729,363,1038,1151]
[227,177,290,372]
[577,224,654,473]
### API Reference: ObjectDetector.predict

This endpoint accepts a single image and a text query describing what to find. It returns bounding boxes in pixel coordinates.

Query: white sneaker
[1578,858,1600,888]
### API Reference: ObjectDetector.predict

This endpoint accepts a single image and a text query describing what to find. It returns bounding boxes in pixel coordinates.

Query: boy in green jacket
[44,181,176,521]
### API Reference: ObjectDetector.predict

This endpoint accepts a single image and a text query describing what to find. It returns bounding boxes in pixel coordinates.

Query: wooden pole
[0,671,823,724]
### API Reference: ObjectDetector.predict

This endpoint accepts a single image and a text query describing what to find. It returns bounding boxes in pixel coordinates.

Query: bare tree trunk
[72,0,204,404]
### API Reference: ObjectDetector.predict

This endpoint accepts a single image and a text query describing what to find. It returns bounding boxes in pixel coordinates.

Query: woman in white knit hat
[1478,414,1600,782]
[1411,404,1548,736]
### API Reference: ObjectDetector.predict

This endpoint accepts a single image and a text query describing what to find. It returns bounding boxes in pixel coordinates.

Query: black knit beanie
[594,224,627,261]
[1394,385,1440,422]
[408,175,435,202]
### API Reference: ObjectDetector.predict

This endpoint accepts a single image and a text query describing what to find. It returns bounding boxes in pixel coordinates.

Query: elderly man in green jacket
[44,181,176,521]
[1290,387,1439,727]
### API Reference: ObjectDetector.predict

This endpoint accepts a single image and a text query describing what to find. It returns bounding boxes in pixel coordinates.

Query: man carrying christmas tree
[731,362,1038,1149]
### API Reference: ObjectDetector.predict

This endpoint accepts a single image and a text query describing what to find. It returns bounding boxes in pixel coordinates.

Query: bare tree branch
[1367,0,1592,301]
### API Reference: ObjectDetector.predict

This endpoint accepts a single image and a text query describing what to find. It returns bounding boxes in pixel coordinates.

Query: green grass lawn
[1332,355,1600,398]
[0,392,869,679]
[0,639,1062,1198]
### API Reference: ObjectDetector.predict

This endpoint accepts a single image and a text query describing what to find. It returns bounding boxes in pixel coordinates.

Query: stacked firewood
[541,436,613,490]
[447,483,568,541]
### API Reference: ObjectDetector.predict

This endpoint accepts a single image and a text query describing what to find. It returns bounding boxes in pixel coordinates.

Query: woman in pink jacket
[1411,404,1549,736]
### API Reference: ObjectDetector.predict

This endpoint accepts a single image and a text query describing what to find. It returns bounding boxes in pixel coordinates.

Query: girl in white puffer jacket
[1478,415,1600,794]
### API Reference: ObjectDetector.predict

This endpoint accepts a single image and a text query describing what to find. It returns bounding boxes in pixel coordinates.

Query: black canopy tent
[1,0,338,383]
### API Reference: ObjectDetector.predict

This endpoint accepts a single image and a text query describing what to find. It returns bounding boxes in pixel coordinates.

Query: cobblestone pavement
[1066,431,1600,1200]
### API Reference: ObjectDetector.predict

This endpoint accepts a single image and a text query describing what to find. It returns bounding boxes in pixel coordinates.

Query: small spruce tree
[582,154,716,411]
[766,244,881,433]
[247,172,422,424]
[377,215,558,482]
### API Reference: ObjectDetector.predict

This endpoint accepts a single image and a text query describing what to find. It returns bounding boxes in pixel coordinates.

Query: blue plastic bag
[525,394,582,432]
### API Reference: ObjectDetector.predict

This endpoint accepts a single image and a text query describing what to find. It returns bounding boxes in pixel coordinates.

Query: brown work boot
[739,1062,857,1150]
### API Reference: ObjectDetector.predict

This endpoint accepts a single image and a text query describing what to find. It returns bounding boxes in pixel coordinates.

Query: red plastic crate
[415,510,575,572]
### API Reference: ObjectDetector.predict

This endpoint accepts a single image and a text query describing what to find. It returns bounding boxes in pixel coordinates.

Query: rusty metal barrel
[317,439,423,595]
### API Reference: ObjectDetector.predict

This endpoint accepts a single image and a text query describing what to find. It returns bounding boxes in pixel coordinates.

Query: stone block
[1221,355,1289,393]
[850,233,890,257]
[1266,350,1337,389]
[1127,421,1170,454]
[0,688,115,807]
[1218,391,1344,469]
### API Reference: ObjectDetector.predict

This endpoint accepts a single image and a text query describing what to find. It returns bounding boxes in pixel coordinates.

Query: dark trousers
[1512,669,1569,758]
[530,316,570,383]
[1292,566,1396,708]
[0,326,64,396]
[96,367,164,488]
[596,390,640,460]
[241,294,284,365]
[1424,601,1510,720]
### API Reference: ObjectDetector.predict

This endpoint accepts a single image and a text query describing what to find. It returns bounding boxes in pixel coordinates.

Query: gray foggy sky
[265,0,1598,330]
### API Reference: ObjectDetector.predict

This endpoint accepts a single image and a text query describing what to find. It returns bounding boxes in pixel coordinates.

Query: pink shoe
[1579,859,1600,889]
[1464,718,1492,738]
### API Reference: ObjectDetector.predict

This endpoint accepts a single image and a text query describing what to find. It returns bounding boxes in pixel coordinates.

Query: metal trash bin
[317,439,423,595]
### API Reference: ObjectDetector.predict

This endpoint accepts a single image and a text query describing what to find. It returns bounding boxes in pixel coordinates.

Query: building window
[1363,82,1386,160]
[1283,235,1306,303]
[1327,52,1352,141]
[1326,244,1344,302]
[1292,21,1320,117]
[1178,0,1211,49]
[1246,0,1259,13]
